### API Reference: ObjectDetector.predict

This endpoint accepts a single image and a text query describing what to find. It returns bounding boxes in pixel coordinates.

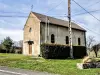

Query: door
[29,44,32,55]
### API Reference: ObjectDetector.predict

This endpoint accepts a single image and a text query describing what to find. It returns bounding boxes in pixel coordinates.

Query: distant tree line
[0,37,23,54]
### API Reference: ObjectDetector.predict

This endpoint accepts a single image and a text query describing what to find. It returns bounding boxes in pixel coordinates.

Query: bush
[73,46,87,58]
[41,44,87,59]
[0,49,6,53]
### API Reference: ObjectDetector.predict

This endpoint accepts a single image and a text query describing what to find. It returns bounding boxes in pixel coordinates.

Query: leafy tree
[1,37,14,53]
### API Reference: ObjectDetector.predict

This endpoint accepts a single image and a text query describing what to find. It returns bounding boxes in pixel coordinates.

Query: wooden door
[29,44,32,55]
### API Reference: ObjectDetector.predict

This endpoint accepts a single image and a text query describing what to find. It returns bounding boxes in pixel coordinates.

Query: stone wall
[40,23,86,46]
[23,12,40,56]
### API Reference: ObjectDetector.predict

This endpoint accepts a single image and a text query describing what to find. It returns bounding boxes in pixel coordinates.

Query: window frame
[51,34,55,43]
[66,36,69,44]
[78,38,81,45]
[29,28,32,32]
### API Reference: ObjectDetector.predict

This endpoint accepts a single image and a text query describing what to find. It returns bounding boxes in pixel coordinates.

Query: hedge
[0,49,7,53]
[41,44,87,59]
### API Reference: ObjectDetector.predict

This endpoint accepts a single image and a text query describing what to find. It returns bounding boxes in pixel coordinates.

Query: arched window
[51,34,55,43]
[78,38,81,45]
[29,28,32,32]
[66,36,69,44]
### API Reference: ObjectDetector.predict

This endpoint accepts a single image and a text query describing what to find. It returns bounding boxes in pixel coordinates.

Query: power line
[45,0,64,14]
[1,9,100,18]
[72,9,100,17]
[0,15,29,18]
[81,25,100,35]
[71,0,100,35]
[86,0,100,8]
[72,0,100,17]
[71,19,100,35]
[0,0,64,15]
[0,15,67,18]
[0,11,28,14]
[72,0,100,22]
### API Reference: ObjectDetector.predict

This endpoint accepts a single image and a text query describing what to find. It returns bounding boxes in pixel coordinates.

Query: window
[78,38,81,45]
[29,28,32,32]
[51,34,55,43]
[66,36,69,44]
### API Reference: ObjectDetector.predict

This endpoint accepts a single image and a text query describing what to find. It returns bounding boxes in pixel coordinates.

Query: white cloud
[0,28,23,41]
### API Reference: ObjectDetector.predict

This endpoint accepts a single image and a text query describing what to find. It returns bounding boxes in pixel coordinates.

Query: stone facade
[23,12,40,56]
[23,12,86,56]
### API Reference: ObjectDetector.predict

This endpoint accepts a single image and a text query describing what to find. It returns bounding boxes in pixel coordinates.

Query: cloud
[0,28,23,41]
[0,0,100,43]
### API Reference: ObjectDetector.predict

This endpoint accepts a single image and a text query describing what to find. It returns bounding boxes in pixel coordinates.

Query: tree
[13,40,23,47]
[92,43,100,57]
[18,40,23,48]
[87,36,95,51]
[1,37,14,53]
[13,40,23,54]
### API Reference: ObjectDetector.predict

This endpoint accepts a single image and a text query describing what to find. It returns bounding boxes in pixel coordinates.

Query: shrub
[41,43,87,59]
[73,46,87,58]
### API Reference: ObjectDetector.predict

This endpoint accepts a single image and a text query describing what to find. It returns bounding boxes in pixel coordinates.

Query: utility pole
[68,0,73,58]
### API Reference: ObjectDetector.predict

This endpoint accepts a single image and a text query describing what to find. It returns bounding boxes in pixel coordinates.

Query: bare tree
[13,40,23,54]
[14,40,23,48]
[18,40,23,48]
[87,36,95,51]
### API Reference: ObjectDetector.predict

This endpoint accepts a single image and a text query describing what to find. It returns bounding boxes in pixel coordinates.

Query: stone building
[23,12,86,56]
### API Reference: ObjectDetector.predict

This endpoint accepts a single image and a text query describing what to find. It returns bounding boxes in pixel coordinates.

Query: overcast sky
[0,0,100,43]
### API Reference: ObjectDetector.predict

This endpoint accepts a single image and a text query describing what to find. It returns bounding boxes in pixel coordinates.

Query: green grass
[0,53,100,75]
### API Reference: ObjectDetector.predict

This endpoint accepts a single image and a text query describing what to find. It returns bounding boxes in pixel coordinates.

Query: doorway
[28,40,34,55]
[29,44,32,55]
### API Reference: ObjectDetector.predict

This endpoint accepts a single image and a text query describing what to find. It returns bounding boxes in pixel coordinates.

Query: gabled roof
[32,12,86,31]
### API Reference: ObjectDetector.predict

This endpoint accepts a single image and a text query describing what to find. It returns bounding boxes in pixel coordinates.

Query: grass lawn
[0,53,100,75]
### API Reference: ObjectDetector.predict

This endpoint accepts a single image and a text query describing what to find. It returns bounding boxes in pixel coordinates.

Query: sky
[0,0,100,43]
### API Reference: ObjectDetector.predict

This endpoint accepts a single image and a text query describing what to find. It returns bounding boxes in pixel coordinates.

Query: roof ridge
[32,11,68,21]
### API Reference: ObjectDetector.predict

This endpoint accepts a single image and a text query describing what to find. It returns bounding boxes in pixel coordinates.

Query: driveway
[0,66,59,75]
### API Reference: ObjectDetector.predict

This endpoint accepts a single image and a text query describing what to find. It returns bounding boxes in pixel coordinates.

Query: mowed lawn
[0,53,100,75]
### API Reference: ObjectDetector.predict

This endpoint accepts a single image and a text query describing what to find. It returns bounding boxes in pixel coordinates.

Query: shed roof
[32,12,86,31]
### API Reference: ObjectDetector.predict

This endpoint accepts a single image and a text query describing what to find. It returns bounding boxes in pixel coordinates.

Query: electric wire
[72,0,100,22]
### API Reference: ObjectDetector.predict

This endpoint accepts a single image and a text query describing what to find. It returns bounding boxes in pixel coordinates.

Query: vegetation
[0,53,100,75]
[92,43,100,57]
[0,37,22,53]
[87,36,95,51]
[1,37,14,53]
[87,36,100,57]
[41,43,86,59]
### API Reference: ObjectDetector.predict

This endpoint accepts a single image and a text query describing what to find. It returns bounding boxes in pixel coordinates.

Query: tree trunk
[94,51,98,57]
